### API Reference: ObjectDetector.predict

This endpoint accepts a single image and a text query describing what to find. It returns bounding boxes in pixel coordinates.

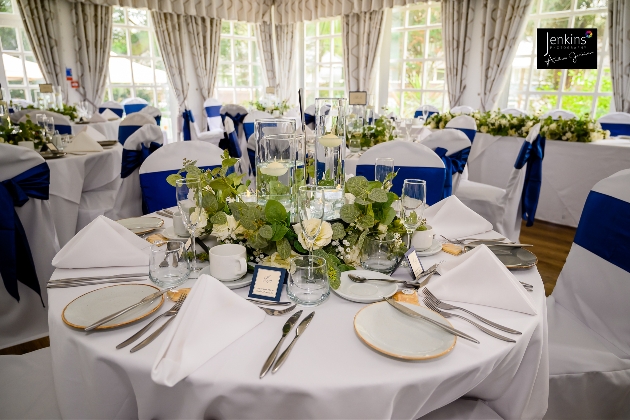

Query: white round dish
[354,301,456,360]
[161,226,189,241]
[334,270,398,303]
[116,216,164,235]
[416,238,443,257]
[62,284,164,330]
[199,266,252,289]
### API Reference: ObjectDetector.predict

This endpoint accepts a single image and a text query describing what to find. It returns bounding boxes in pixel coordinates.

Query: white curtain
[609,0,630,113]
[72,2,113,109]
[186,15,221,100]
[274,0,424,24]
[255,22,277,91]
[16,0,66,98]
[479,0,532,111]
[342,10,385,94]
[442,0,475,108]
[276,23,296,101]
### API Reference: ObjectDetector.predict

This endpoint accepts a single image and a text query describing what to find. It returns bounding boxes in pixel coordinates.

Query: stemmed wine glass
[297,185,325,256]
[375,157,394,186]
[175,177,204,276]
[46,117,55,140]
[401,179,427,250]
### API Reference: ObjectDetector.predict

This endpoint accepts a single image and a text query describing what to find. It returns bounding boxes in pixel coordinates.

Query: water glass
[175,177,204,275]
[287,255,330,306]
[401,179,427,249]
[149,241,190,288]
[46,117,55,138]
[361,235,401,273]
[375,157,394,184]
[349,136,361,152]
[297,185,325,255]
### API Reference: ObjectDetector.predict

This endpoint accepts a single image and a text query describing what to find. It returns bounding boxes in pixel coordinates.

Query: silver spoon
[347,274,406,284]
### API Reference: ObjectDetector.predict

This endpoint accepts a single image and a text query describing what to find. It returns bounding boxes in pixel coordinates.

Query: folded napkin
[429,245,537,315]
[52,215,149,268]
[424,195,492,240]
[75,125,106,142]
[89,112,107,123]
[101,108,120,120]
[411,126,432,142]
[63,131,104,153]
[152,276,265,387]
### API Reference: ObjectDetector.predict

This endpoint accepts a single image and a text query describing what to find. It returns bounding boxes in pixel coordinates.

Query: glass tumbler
[287,255,330,306]
[360,235,401,273]
[149,241,190,288]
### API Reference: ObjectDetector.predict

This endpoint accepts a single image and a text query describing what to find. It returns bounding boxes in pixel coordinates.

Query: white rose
[549,123,557,131]
[525,120,533,128]
[480,126,488,133]
[378,224,388,234]
[344,193,355,205]
[189,208,208,236]
[604,130,611,138]
[262,251,299,270]
[439,121,445,129]
[211,214,242,241]
[293,220,333,250]
[429,121,436,129]
[588,123,594,130]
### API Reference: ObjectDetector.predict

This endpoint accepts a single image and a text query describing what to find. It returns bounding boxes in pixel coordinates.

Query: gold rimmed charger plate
[354,301,456,360]
[40,151,67,159]
[97,140,118,147]
[62,284,164,330]
[116,216,164,235]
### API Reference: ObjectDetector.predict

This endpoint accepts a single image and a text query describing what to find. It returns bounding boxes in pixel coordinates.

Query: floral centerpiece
[356,115,395,148]
[25,103,79,121]
[249,97,290,115]
[0,115,46,149]
[166,151,407,289]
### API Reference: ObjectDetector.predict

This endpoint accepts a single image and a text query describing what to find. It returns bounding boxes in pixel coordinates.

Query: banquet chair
[304,104,316,130]
[450,105,475,115]
[598,112,630,137]
[414,104,440,119]
[502,108,528,117]
[19,110,72,135]
[419,129,472,197]
[0,144,59,349]
[11,98,34,108]
[139,141,225,213]
[355,140,446,203]
[118,112,157,145]
[122,97,148,115]
[191,118,224,146]
[446,115,477,143]
[244,110,274,173]
[540,109,576,120]
[545,169,630,420]
[139,105,161,125]
[455,123,542,242]
[204,98,224,132]
[98,100,124,118]
[112,124,163,219]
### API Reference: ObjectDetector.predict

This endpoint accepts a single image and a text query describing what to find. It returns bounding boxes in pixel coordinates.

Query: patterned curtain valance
[274,0,426,24]
[67,0,272,23]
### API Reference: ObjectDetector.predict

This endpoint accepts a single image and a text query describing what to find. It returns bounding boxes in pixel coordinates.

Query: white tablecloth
[47,145,122,246]
[70,120,120,140]
[48,215,548,419]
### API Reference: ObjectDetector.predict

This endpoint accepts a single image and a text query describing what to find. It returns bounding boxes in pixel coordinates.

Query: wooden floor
[1,219,576,356]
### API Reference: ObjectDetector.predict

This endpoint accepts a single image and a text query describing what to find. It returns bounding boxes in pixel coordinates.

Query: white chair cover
[456,123,541,242]
[98,100,124,118]
[11,98,34,108]
[545,169,630,420]
[414,104,440,119]
[19,110,72,135]
[445,115,477,143]
[540,109,576,120]
[118,112,157,145]
[0,144,59,349]
[191,120,224,146]
[112,125,164,219]
[598,112,630,137]
[10,109,30,124]
[450,105,475,115]
[121,97,148,115]
[139,105,161,125]
[419,129,472,194]
[304,104,316,129]
[502,108,528,117]
[204,98,224,132]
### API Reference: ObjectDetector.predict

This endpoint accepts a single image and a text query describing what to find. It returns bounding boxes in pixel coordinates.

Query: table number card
[248,265,286,302]
[405,247,424,280]
[265,87,276,95]
[349,91,368,106]
[39,83,53,93]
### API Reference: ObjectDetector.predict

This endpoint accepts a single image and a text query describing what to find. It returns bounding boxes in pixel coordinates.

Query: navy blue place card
[248,265,287,302]
[405,247,424,280]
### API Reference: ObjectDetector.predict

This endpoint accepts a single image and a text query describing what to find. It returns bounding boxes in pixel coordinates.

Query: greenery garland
[0,115,46,149]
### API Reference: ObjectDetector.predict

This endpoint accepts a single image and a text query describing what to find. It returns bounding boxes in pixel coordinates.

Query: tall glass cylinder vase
[314,98,347,220]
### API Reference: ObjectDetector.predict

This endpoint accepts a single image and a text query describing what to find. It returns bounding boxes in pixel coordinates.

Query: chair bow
[514,134,546,226]
[0,162,49,304]
[99,107,123,118]
[599,123,630,137]
[182,109,194,141]
[121,142,162,178]
[434,146,471,199]
[304,113,315,129]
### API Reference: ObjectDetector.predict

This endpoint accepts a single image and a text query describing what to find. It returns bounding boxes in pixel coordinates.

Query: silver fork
[117,294,187,349]
[423,298,516,343]
[423,288,522,335]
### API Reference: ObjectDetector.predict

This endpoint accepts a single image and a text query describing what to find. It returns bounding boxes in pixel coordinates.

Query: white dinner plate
[62,284,164,330]
[116,216,164,235]
[334,270,398,303]
[199,266,252,289]
[161,226,188,241]
[354,301,456,360]
[416,239,443,257]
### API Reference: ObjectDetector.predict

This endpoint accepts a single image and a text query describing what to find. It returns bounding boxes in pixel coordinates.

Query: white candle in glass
[260,160,288,176]
[319,133,342,148]
[239,190,257,203]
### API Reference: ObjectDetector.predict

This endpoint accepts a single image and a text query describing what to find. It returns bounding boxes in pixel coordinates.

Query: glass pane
[507,93,527,110]
[319,21,331,36]
[305,63,315,85]
[112,7,125,24]
[595,96,611,119]
[516,21,535,56]
[389,62,402,89]
[0,27,18,51]
[305,90,315,105]
[112,28,128,55]
[332,90,344,98]
[305,22,316,37]
[560,95,593,116]
[20,29,31,52]
[151,33,161,58]
[234,39,248,61]
[24,55,44,84]
[318,38,331,62]
[577,0,609,9]
[407,7,427,26]
[564,69,598,92]
[155,88,170,114]
[575,13,606,51]
[0,0,13,13]
[391,10,403,28]
[218,64,233,87]
[217,88,234,104]
[132,58,154,84]
[530,0,540,13]
[405,62,423,89]
[541,0,571,12]
[220,39,231,61]
[332,64,344,87]
[406,30,425,59]
[234,22,248,36]
[317,64,330,86]
[252,65,262,87]
[108,57,133,84]
[235,64,249,86]
[251,41,258,62]
[425,61,445,90]
[333,37,343,62]
[403,91,422,117]
[9,89,26,99]
[112,87,132,102]
[130,29,150,56]
[135,88,154,104]
[103,90,110,102]
[235,88,251,104]
[428,29,443,57]
[510,59,532,92]
[4,53,24,85]
[127,9,148,26]
[424,91,444,111]
[388,91,401,116]
[333,19,341,34]
[305,39,316,62]
[531,68,562,91]
[600,57,612,92]
[155,60,168,84]
[528,94,557,113]
[390,32,403,60]
[318,89,330,98]
[221,21,231,35]
[429,3,441,24]
[540,17,570,29]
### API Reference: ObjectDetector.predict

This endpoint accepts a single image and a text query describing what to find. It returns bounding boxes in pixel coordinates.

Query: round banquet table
[47,213,548,420]
[47,144,123,246]
[70,120,120,140]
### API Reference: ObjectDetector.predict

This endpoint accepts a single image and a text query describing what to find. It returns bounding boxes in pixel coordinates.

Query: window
[0,0,45,102]
[506,0,612,118]
[216,21,263,104]
[387,2,447,117]
[303,18,345,106]
[104,7,174,137]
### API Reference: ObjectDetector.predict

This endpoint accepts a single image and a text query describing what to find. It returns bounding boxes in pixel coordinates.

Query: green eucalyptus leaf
[271,224,289,241]
[356,214,375,230]
[166,174,182,187]
[276,237,291,259]
[368,188,388,203]
[345,176,368,196]
[382,207,396,226]
[258,225,273,240]
[210,211,227,225]
[354,196,370,206]
[331,222,346,240]
[340,204,360,223]
[265,200,287,224]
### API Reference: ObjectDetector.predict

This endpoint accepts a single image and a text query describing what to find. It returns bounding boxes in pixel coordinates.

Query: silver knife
[129,312,179,353]
[272,312,315,373]
[260,310,303,378]
[84,288,171,331]
[385,298,480,344]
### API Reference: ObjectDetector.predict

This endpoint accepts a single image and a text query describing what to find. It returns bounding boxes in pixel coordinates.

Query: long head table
[47,213,548,419]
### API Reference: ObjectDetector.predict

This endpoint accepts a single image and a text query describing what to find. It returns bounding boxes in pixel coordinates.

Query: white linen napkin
[75,125,106,142]
[89,113,107,123]
[429,245,537,315]
[101,108,120,120]
[424,195,492,240]
[52,215,149,268]
[152,275,265,387]
[411,126,432,142]
[63,131,104,153]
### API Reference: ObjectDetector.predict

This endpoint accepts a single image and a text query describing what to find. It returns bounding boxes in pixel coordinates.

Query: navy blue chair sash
[227,129,242,158]
[599,123,630,137]
[304,113,315,129]
[514,135,546,226]
[448,127,476,143]
[434,146,471,199]
[99,107,124,118]
[155,115,161,126]
[121,142,162,178]
[56,125,72,135]
[182,110,194,141]
[221,111,247,136]
[118,125,141,145]
[206,106,222,118]
[248,149,256,173]
[243,122,255,142]
[0,162,49,303]
[414,110,438,119]
[124,103,147,114]
[355,164,446,205]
